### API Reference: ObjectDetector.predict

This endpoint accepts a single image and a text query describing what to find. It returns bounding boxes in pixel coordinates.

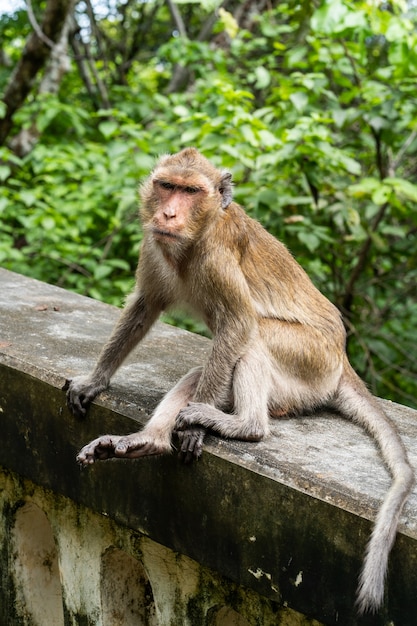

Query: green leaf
[297,231,320,252]
[180,127,201,144]
[385,178,417,203]
[385,16,410,42]
[258,129,279,148]
[99,121,118,139]
[94,264,114,280]
[289,92,308,113]
[0,166,11,181]
[338,154,361,176]
[348,178,380,198]
[240,124,258,147]
[218,8,239,38]
[367,116,388,132]
[332,109,348,128]
[311,0,366,34]
[311,1,348,33]
[19,191,37,207]
[372,184,392,205]
[173,105,190,118]
[256,189,278,206]
[286,46,307,67]
[41,217,56,230]
[253,66,271,89]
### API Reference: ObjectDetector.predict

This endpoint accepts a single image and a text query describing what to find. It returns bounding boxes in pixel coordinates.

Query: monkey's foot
[175,427,206,464]
[76,433,171,466]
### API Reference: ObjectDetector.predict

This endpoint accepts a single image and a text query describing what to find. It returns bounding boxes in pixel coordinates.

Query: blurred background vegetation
[0,0,416,407]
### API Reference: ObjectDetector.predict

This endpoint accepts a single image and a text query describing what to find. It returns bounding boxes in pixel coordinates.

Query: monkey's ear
[219,172,233,209]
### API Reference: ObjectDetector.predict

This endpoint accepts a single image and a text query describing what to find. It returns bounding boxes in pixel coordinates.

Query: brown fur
[65,148,414,613]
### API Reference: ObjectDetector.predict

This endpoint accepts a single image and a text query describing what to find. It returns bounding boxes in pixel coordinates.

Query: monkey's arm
[173,258,257,460]
[192,258,256,407]
[65,290,161,417]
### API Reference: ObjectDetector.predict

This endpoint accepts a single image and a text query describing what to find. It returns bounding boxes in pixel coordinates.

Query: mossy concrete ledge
[0,268,416,626]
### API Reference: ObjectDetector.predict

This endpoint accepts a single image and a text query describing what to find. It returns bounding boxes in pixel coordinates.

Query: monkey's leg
[77,367,203,466]
[176,345,271,443]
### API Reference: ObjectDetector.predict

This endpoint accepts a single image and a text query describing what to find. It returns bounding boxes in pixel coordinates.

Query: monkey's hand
[77,433,172,466]
[63,376,107,418]
[175,428,206,464]
[175,403,208,463]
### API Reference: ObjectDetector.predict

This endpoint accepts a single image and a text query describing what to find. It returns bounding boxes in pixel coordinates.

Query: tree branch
[9,9,73,156]
[26,0,56,48]
[165,0,187,37]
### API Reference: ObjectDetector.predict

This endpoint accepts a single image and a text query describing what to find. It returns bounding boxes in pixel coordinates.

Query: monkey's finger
[68,397,87,419]
[178,427,205,464]
[77,449,98,465]
[67,385,104,418]
[64,382,88,418]
[76,435,122,465]
[70,401,87,418]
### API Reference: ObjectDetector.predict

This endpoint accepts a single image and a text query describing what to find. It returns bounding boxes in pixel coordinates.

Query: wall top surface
[0,267,416,535]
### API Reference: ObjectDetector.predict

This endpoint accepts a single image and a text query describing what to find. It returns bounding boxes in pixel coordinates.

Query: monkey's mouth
[152,228,182,241]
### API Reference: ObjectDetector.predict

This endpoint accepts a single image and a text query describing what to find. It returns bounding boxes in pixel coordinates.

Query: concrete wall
[1,468,323,626]
[0,268,416,625]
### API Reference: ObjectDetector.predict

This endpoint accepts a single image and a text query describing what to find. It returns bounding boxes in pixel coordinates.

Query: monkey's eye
[184,186,200,194]
[159,181,176,191]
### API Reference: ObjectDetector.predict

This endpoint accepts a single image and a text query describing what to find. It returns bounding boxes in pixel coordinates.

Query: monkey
[65,147,414,614]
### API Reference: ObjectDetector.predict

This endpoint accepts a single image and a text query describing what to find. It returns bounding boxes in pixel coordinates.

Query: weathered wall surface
[1,468,322,626]
[0,268,416,626]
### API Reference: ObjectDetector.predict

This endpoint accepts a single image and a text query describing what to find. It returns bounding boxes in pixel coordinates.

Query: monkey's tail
[335,365,414,614]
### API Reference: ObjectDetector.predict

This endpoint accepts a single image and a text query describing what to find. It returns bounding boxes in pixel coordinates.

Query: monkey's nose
[163,207,177,219]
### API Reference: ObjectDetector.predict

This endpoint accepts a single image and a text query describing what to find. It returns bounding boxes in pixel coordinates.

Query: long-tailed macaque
[65,147,413,614]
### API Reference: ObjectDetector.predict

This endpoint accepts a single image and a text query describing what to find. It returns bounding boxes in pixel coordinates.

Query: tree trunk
[0,0,74,147]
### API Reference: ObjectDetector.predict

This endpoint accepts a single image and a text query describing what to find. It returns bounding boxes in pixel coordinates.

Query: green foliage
[0,0,416,407]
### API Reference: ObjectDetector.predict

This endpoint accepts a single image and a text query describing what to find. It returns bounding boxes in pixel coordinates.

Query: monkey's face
[151,175,216,240]
[140,181,221,246]
[139,149,233,252]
